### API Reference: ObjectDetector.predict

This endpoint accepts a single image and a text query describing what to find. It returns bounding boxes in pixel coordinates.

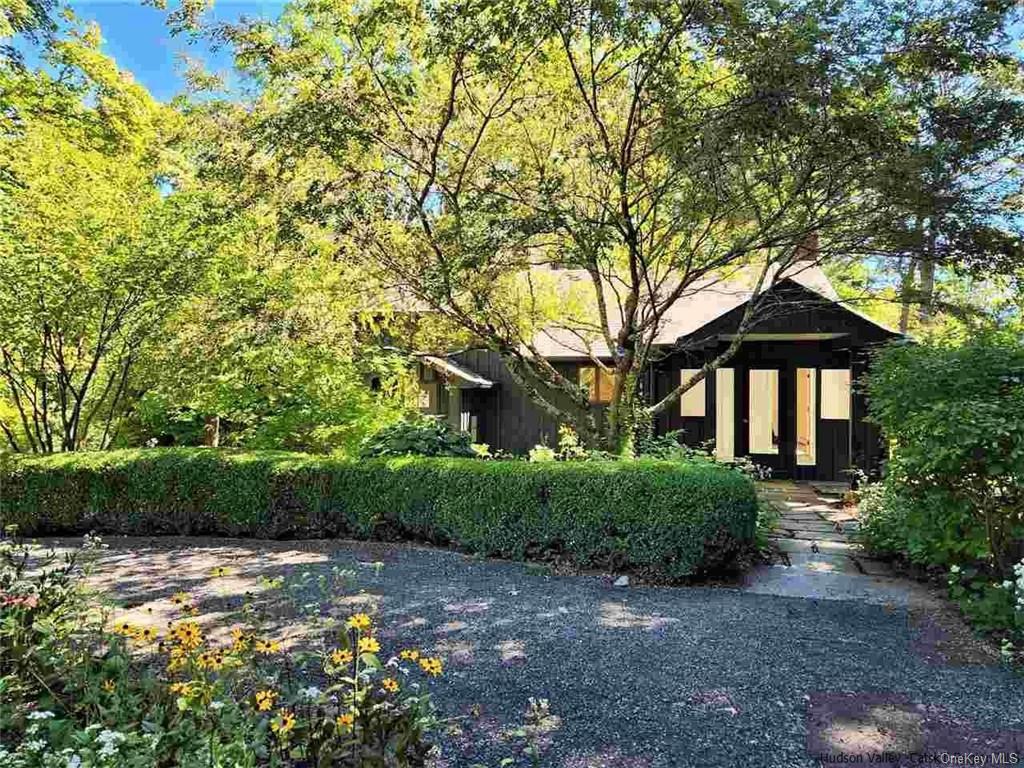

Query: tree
[857,0,1024,334]
[0,21,216,452]
[121,67,413,453]
[221,0,902,452]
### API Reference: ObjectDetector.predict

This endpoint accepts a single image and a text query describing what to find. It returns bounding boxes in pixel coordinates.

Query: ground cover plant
[0,529,446,767]
[0,449,759,580]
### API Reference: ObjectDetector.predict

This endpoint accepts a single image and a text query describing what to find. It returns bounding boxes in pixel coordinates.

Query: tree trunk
[917,258,935,324]
[898,258,917,334]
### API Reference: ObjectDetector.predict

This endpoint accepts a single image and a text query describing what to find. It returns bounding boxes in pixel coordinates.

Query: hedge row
[0,449,758,579]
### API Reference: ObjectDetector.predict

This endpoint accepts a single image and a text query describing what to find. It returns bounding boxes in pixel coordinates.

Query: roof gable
[531,263,898,359]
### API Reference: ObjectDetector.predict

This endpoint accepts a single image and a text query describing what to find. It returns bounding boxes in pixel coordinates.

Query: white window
[715,368,735,460]
[821,369,851,420]
[749,369,779,454]
[680,369,706,417]
[796,368,816,466]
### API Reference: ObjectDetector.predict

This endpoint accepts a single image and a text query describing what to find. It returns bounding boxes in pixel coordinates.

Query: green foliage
[946,562,1024,665]
[0,532,441,766]
[0,19,218,454]
[360,417,475,458]
[856,480,914,559]
[0,448,759,579]
[866,338,1024,574]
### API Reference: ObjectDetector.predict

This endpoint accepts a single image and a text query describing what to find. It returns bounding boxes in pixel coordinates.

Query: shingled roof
[528,262,897,359]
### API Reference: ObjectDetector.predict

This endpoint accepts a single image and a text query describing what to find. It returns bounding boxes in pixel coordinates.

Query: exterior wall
[652,339,887,480]
[417,281,896,479]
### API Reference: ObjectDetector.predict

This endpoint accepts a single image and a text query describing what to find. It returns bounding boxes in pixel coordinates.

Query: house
[415,262,901,481]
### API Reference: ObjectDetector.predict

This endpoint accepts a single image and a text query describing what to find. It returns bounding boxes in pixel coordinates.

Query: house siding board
[653,334,886,481]
[417,288,895,479]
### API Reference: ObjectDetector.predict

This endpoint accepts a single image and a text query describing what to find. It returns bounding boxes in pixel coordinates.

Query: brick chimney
[794,232,819,262]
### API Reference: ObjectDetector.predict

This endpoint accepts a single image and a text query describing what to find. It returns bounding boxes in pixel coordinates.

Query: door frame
[737,363,792,477]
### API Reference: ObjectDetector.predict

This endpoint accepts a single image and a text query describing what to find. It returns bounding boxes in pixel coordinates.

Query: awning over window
[420,355,495,389]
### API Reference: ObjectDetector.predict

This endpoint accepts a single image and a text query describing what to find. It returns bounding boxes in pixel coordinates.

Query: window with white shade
[715,368,735,460]
[680,369,706,417]
[749,369,780,454]
[796,368,816,465]
[821,369,851,420]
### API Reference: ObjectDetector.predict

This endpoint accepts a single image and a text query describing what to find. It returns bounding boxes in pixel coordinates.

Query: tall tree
[0,19,216,452]
[864,0,1024,333]
[221,0,902,452]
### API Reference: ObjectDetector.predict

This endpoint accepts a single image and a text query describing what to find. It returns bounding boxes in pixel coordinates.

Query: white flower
[96,729,124,758]
[209,701,225,711]
[298,686,321,700]
[950,565,961,574]
[67,755,82,768]
[1004,581,1014,590]
[27,710,55,720]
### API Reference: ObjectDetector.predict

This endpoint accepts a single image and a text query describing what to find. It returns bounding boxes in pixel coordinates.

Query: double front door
[685,365,852,479]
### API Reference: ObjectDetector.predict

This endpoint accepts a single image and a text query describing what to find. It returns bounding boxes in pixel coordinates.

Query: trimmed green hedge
[0,449,758,579]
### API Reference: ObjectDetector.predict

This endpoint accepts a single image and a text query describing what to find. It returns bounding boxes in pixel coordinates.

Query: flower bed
[0,533,443,766]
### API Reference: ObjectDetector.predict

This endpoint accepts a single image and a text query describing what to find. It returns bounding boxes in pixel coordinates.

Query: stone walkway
[744,481,910,604]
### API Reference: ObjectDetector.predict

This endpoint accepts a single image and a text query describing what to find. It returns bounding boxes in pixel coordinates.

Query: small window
[680,369,706,417]
[579,366,618,404]
[821,369,851,420]
[418,382,437,411]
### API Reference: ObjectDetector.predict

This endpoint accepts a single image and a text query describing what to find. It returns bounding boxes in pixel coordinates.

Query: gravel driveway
[54,536,1024,767]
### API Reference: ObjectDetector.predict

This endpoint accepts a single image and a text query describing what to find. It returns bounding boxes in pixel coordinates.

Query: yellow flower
[136,626,159,643]
[210,566,231,578]
[101,680,116,693]
[167,646,187,672]
[254,689,277,712]
[399,649,420,662]
[170,621,203,651]
[330,648,353,666]
[381,677,399,693]
[357,636,380,654]
[196,650,224,671]
[114,621,138,637]
[170,592,191,606]
[228,627,249,652]
[271,710,296,736]
[254,638,282,655]
[346,613,372,632]
[336,712,355,730]
[418,657,443,677]
[169,681,195,696]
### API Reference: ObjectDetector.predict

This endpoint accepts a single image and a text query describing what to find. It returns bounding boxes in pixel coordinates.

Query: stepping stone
[787,530,850,542]
[770,537,859,555]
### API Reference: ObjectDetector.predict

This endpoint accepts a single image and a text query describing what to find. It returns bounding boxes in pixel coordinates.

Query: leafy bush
[856,480,912,558]
[360,417,475,458]
[0,449,758,579]
[0,531,442,767]
[866,339,1024,575]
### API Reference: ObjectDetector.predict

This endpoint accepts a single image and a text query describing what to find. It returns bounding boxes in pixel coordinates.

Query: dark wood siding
[417,280,898,478]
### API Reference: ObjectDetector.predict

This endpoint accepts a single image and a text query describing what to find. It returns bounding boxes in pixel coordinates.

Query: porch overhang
[717,332,850,341]
[420,355,495,389]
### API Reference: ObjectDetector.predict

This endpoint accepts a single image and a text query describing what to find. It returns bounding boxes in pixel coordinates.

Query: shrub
[865,339,1024,575]
[0,449,758,579]
[360,417,475,458]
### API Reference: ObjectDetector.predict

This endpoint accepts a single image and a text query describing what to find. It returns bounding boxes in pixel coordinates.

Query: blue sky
[68,1,286,101]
